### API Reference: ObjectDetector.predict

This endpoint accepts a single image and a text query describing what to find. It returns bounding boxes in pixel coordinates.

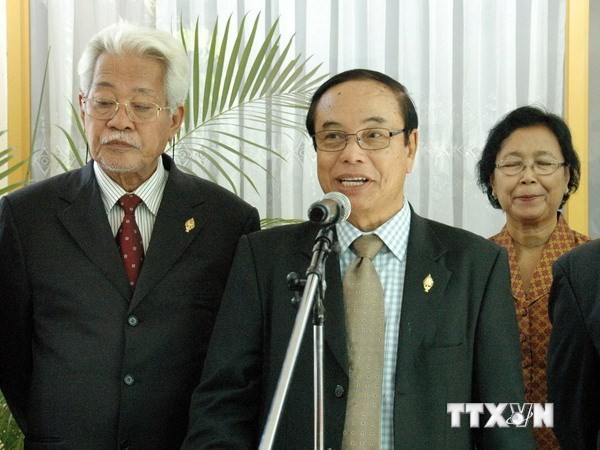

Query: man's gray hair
[78,22,190,109]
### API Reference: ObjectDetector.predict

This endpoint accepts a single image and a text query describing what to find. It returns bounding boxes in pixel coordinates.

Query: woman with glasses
[476,105,590,449]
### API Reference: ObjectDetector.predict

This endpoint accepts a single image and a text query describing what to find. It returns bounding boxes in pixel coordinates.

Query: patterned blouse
[490,214,590,450]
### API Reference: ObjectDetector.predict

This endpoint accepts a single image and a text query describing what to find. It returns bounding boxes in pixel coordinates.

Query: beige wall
[590,1,600,237]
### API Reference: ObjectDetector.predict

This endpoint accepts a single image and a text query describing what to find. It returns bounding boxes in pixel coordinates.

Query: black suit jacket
[183,208,535,449]
[548,239,600,450]
[0,155,260,449]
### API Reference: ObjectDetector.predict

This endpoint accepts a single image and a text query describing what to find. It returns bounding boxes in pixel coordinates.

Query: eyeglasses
[82,97,172,123]
[495,157,569,176]
[312,128,405,152]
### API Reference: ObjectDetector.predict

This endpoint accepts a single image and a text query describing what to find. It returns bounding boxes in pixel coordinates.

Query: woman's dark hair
[305,69,418,146]
[476,105,581,209]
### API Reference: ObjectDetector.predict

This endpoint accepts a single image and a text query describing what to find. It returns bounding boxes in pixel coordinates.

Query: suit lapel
[57,163,131,300]
[57,158,207,307]
[298,224,348,374]
[130,160,205,309]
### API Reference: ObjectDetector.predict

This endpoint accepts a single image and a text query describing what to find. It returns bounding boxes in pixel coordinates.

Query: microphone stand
[259,225,336,450]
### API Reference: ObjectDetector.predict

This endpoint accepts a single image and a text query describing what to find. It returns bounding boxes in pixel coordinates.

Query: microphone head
[307,191,352,224]
[323,191,351,222]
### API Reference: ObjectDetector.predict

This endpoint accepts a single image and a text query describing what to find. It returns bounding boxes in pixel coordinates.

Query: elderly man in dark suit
[0,22,259,449]
[548,239,600,450]
[183,69,534,449]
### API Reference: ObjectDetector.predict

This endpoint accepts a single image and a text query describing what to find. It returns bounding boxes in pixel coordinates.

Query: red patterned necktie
[116,194,144,292]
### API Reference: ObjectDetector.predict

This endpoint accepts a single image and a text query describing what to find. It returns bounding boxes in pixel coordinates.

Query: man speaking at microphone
[183,69,533,449]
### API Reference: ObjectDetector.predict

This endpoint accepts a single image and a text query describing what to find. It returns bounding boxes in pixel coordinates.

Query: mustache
[100,132,141,149]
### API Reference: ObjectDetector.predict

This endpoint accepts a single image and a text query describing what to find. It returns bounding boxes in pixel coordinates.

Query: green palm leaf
[53,101,87,170]
[0,392,24,450]
[0,132,28,196]
[178,13,327,194]
[228,14,259,109]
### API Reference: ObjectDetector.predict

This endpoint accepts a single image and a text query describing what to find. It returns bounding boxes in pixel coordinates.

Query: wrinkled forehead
[89,52,166,100]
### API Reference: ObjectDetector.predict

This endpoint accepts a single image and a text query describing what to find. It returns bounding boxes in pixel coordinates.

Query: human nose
[519,162,538,182]
[107,102,135,128]
[340,134,366,161]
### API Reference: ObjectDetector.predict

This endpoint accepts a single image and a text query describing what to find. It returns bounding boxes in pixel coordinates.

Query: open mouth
[340,177,368,187]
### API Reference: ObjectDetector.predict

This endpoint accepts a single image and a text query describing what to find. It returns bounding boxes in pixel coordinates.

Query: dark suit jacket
[0,154,260,449]
[183,208,535,449]
[548,239,600,450]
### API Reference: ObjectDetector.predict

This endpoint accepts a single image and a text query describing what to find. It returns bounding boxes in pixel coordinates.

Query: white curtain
[27,0,566,237]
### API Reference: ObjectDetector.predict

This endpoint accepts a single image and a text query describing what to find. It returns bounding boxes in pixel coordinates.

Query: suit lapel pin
[185,218,195,233]
[423,274,434,293]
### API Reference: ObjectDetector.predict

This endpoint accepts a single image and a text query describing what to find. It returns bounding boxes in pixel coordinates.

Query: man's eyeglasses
[82,97,172,123]
[495,157,569,176]
[312,128,405,152]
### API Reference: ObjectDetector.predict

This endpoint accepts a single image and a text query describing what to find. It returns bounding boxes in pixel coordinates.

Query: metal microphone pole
[259,225,335,450]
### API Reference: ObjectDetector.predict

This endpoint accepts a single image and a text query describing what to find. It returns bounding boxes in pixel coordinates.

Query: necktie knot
[352,234,383,261]
[119,194,142,216]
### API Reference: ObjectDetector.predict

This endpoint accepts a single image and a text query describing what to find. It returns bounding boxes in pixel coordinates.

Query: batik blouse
[490,214,590,449]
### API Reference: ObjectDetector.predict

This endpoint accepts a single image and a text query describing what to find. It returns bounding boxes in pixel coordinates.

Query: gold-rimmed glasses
[82,97,172,123]
[495,157,569,176]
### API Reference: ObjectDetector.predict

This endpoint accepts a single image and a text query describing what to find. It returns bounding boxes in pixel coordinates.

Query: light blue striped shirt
[93,160,169,253]
[336,197,411,450]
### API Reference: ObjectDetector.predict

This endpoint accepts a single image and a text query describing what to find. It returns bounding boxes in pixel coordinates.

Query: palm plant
[176,13,326,195]
[0,131,28,196]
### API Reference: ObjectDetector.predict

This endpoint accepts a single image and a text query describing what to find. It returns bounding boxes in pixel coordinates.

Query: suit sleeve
[472,247,536,449]
[183,234,263,449]
[0,196,33,432]
[548,257,600,450]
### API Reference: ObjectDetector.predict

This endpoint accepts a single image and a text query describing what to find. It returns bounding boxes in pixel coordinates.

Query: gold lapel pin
[185,218,195,233]
[423,274,434,293]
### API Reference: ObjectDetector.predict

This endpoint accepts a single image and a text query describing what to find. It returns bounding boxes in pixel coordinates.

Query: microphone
[308,192,351,225]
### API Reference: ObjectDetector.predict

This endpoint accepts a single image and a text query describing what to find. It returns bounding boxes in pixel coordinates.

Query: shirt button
[127,316,139,327]
[123,374,135,385]
[334,385,345,398]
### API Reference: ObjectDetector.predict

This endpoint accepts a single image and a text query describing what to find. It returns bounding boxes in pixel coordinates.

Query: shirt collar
[336,197,411,261]
[93,158,168,215]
